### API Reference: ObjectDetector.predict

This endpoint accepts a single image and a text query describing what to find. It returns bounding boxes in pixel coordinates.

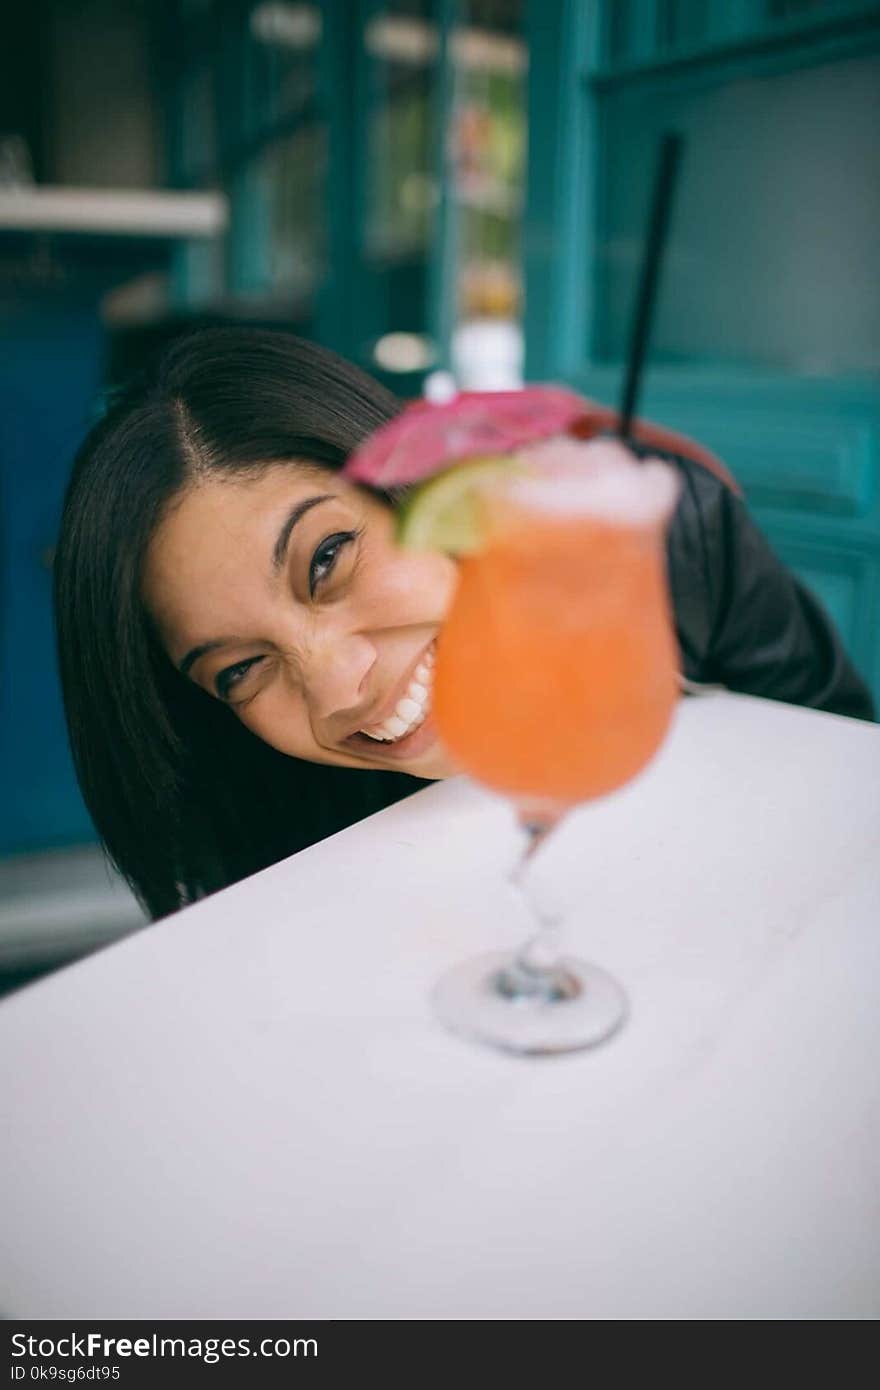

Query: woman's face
[143,463,459,779]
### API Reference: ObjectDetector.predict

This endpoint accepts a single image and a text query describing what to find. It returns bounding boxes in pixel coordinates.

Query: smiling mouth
[347,641,436,751]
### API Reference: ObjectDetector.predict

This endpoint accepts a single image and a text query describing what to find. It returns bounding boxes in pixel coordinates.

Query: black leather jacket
[663,450,874,722]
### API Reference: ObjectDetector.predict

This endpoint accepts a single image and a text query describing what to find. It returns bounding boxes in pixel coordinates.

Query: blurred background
[1,0,878,989]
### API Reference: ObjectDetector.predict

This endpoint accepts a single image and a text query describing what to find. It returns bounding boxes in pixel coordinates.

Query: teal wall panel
[524,0,880,712]
[0,293,105,853]
[704,421,875,520]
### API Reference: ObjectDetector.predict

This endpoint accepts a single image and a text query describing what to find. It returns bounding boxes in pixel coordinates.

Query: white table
[1,694,878,1321]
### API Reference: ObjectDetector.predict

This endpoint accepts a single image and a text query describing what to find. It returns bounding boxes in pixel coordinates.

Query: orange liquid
[434,511,679,805]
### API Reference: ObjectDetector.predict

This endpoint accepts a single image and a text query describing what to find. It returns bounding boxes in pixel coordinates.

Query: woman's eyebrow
[271,493,335,575]
[178,493,336,676]
[179,639,227,677]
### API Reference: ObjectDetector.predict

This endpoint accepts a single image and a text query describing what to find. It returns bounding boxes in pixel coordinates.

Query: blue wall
[0,288,105,853]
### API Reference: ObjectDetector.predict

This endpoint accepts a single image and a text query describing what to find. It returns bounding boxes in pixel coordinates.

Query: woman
[54,327,873,921]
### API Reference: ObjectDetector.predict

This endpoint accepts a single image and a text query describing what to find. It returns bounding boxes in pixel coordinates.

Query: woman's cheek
[372,550,458,622]
[238,688,311,761]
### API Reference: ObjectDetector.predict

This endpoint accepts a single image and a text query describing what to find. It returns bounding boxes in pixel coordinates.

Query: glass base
[432,950,628,1056]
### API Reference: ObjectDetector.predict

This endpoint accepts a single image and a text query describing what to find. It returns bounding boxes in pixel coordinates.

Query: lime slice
[395,455,523,553]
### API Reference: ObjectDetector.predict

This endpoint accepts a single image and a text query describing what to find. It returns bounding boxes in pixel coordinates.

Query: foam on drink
[500,436,681,527]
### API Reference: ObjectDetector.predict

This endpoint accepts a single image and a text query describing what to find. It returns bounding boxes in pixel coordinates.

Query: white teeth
[359,642,435,743]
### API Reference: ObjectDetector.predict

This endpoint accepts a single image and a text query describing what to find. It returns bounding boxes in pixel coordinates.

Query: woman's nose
[301,632,377,723]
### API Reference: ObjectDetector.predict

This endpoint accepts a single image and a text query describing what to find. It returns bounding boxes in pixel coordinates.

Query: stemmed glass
[429,440,681,1054]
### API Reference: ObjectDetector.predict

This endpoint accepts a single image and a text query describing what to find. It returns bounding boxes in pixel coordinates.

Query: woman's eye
[309,530,358,597]
[215,657,263,701]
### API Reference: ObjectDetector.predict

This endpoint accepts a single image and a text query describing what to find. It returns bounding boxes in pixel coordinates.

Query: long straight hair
[54,327,426,920]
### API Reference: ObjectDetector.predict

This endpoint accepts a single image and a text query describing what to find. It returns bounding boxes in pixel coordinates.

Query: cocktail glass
[430,438,681,1055]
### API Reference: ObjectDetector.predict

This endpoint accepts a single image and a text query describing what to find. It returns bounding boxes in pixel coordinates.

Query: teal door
[525,0,880,707]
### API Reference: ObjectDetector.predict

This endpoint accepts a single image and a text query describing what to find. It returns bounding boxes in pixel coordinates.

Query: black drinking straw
[618,132,684,444]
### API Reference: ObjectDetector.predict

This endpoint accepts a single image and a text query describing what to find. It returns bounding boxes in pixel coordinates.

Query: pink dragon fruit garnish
[344,387,590,490]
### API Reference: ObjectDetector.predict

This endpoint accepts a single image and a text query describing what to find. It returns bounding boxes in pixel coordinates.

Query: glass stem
[499,811,574,1001]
